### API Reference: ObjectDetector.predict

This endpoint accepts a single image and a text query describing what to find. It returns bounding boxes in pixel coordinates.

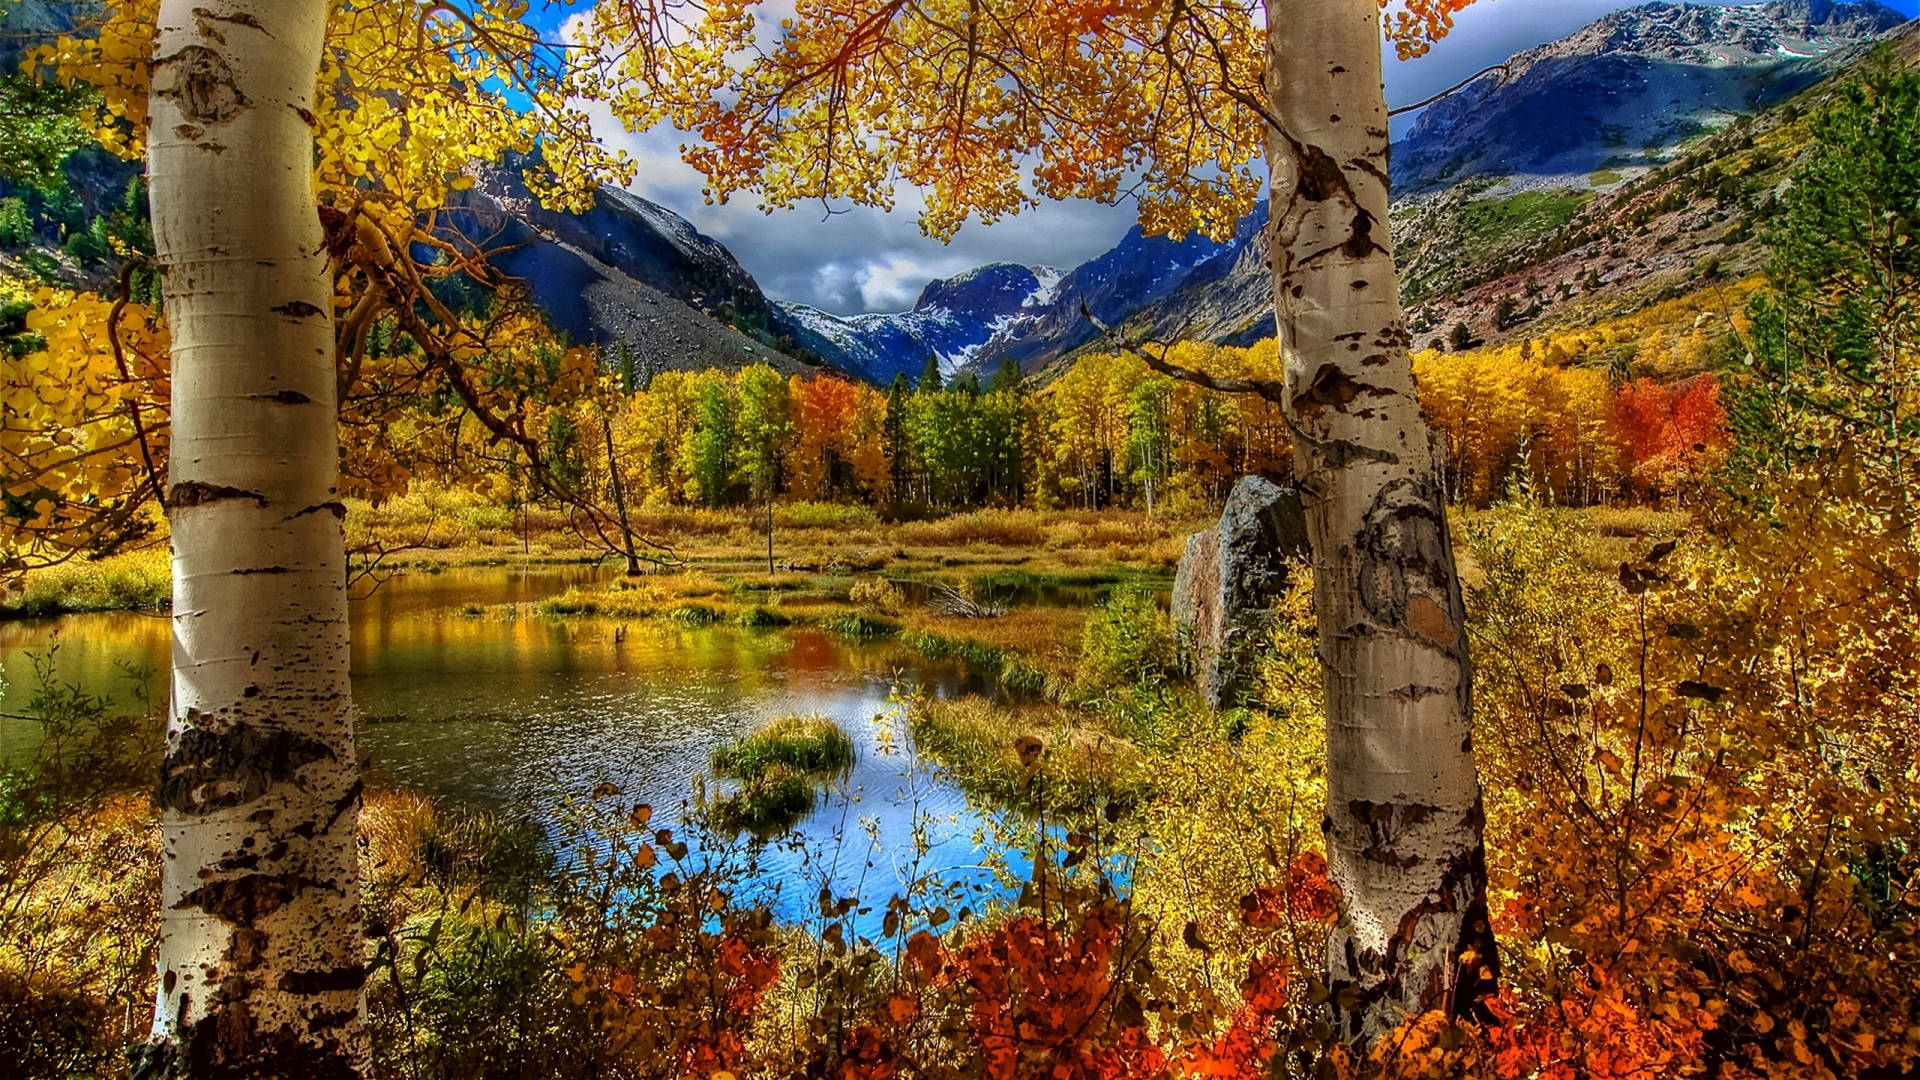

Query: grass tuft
[706,764,821,834]
[821,612,899,640]
[707,715,855,834]
[711,715,855,781]
[906,697,1145,811]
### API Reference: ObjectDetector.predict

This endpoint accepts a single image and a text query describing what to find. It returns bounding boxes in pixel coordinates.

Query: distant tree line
[559,336,1726,516]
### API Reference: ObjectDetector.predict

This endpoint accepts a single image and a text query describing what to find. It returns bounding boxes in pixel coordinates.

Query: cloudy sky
[536,0,1918,315]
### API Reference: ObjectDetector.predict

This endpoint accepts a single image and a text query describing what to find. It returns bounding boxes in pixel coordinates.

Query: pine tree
[885,373,913,503]
[613,339,641,395]
[988,356,1025,394]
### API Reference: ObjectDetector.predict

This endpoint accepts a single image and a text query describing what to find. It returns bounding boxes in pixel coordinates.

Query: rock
[1172,477,1310,710]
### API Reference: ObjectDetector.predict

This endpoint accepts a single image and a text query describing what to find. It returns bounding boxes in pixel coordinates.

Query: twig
[1387,63,1509,118]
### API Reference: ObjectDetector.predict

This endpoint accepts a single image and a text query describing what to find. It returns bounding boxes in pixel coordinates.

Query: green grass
[707,715,855,835]
[711,715,856,782]
[1588,168,1625,187]
[899,628,1009,670]
[1458,189,1593,259]
[731,605,794,628]
[905,697,1146,812]
[821,612,899,640]
[663,603,722,626]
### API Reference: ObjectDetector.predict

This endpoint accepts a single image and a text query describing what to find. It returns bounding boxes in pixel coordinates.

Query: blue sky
[533,0,1918,314]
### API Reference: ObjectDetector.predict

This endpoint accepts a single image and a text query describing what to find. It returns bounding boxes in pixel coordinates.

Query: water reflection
[0,565,1010,932]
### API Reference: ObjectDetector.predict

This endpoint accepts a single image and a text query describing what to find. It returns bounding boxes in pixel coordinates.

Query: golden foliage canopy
[581,0,1478,242]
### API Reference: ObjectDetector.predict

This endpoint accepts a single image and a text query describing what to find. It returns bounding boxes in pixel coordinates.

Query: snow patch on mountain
[772,263,1066,384]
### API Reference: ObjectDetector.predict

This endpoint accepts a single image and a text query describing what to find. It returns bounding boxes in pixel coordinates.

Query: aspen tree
[141,0,367,1074]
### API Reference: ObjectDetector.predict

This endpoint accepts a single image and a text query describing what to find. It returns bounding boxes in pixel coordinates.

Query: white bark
[1263,0,1497,1043]
[141,2,366,1075]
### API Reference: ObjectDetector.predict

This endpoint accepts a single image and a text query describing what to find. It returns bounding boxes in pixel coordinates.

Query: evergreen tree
[917,355,943,393]
[885,373,913,501]
[543,412,583,490]
[1735,61,1920,490]
[988,356,1025,394]
[980,386,1026,504]
[613,339,641,395]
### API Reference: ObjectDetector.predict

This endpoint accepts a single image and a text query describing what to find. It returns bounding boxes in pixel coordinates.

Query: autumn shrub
[1576,503,1682,538]
[780,501,880,530]
[850,575,906,614]
[347,486,571,550]
[1461,490,1920,1080]
[898,507,1048,547]
[1041,513,1175,551]
[1074,586,1178,699]
[365,792,786,1080]
[0,651,160,1080]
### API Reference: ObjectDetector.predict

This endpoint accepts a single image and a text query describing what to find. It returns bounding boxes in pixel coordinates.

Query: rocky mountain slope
[1052,0,1911,374]
[1394,0,1906,195]
[447,167,821,378]
[772,263,1064,384]
[30,0,1878,387]
[772,223,1233,383]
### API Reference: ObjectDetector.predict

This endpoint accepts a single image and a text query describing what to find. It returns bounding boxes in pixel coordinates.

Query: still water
[0,565,1015,929]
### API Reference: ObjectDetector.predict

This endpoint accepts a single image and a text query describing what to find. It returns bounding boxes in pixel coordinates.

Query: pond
[0,565,1029,934]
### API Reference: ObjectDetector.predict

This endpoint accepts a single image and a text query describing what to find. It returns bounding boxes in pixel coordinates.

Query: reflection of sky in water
[0,566,1017,936]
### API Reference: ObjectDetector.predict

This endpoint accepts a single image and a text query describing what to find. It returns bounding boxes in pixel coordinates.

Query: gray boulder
[1172,477,1310,709]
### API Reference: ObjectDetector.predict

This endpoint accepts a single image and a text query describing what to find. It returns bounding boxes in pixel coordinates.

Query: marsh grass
[905,697,1146,811]
[711,715,856,782]
[706,764,822,834]
[4,548,170,616]
[821,612,899,639]
[708,716,855,834]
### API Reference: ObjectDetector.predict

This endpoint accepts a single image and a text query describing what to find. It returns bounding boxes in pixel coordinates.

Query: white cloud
[575,88,1136,315]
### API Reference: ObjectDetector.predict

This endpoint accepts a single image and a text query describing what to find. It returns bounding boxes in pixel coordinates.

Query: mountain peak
[912,262,1062,316]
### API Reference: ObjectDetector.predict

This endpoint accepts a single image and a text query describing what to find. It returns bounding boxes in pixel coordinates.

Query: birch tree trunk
[1262,0,1498,1044]
[139,1,367,1075]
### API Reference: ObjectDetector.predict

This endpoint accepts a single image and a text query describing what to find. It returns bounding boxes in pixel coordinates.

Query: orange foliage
[929,908,1167,1080]
[1616,376,1728,495]
[1415,347,1727,505]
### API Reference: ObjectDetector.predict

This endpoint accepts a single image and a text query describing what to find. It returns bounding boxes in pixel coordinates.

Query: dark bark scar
[168,482,267,510]
[153,45,250,126]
